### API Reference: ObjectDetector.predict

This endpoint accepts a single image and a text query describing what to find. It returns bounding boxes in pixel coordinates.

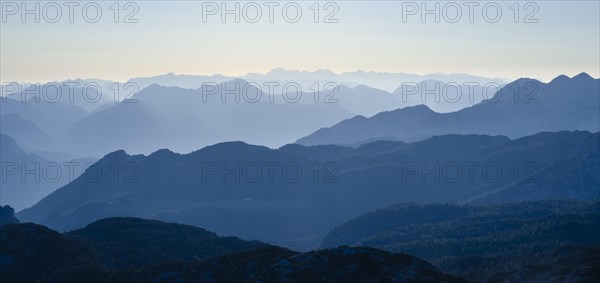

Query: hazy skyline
[1,1,599,83]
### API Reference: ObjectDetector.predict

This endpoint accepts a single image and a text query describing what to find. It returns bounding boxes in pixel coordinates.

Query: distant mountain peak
[573,72,593,80]
[405,104,433,111]
[349,114,367,121]
[145,83,164,89]
[266,67,336,76]
[550,73,594,84]
[385,104,434,116]
[550,74,570,84]
[101,149,130,160]
[224,78,251,85]
[148,148,177,158]
[197,141,271,154]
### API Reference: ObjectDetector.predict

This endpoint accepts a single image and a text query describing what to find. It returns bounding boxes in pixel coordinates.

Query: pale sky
[1,1,599,83]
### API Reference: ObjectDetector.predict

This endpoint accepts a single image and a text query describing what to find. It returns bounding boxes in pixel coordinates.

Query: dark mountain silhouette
[17,141,328,246]
[255,246,466,282]
[0,222,108,282]
[296,74,599,146]
[0,217,465,282]
[65,217,267,270]
[112,246,298,282]
[485,245,600,283]
[0,205,19,225]
[0,217,269,282]
[17,131,599,249]
[320,200,600,282]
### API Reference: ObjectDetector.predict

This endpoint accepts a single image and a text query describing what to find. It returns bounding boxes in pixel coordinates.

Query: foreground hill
[485,244,600,283]
[115,246,466,283]
[113,246,298,282]
[65,217,267,270]
[17,131,599,249]
[255,246,466,282]
[321,200,600,281]
[0,223,107,282]
[0,218,464,282]
[0,217,271,282]
[296,73,599,146]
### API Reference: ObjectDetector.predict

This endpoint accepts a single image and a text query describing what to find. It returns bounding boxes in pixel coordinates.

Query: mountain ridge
[296,74,599,146]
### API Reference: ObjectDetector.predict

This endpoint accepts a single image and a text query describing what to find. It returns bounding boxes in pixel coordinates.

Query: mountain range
[3,210,597,282]
[320,200,600,282]
[0,73,591,158]
[2,70,598,282]
[0,217,465,282]
[127,68,507,93]
[56,78,495,156]
[297,73,599,146]
[16,130,599,249]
